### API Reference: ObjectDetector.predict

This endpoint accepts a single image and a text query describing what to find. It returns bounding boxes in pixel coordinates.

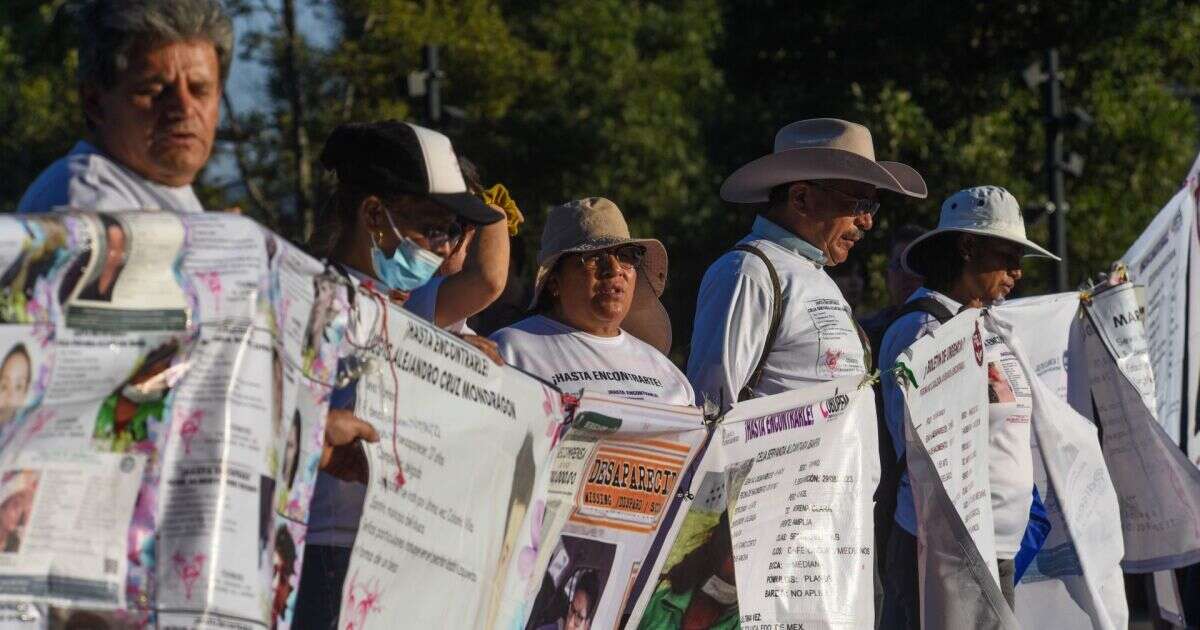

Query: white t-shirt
[491,315,695,406]
[17,141,205,214]
[983,329,1034,558]
[687,235,867,409]
[404,276,473,334]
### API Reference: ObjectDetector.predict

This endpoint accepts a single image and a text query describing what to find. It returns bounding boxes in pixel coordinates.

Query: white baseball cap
[902,185,1059,275]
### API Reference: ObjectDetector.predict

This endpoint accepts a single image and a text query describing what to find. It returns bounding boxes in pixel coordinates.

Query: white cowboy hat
[720,118,928,203]
[902,185,1060,275]
[529,197,672,354]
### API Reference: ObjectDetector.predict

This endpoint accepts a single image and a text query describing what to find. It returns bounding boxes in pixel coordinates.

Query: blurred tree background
[3,0,1200,358]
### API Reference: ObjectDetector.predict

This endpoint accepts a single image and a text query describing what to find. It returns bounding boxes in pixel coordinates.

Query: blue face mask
[370,213,444,291]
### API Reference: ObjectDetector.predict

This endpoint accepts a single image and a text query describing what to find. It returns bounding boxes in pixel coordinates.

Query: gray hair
[75,0,234,90]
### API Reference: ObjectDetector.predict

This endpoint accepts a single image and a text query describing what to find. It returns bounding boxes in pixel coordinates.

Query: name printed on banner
[370,320,517,419]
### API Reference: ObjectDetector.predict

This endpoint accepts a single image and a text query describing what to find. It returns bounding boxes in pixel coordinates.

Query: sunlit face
[565,589,591,630]
[962,237,1024,305]
[84,39,222,187]
[0,352,31,424]
[548,246,643,335]
[790,180,877,266]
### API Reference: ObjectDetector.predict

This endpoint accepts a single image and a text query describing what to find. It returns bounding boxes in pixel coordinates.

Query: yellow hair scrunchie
[483,183,524,236]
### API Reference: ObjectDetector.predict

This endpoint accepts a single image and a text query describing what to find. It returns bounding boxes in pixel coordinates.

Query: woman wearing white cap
[490,197,694,405]
[876,186,1057,628]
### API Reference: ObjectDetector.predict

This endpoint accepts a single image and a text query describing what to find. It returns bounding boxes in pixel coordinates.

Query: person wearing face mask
[638,512,739,629]
[294,120,506,628]
[490,197,693,405]
[877,186,1057,629]
[402,156,515,335]
[687,119,928,412]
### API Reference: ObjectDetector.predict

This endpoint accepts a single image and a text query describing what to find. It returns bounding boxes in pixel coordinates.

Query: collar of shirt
[908,286,964,313]
[751,215,827,266]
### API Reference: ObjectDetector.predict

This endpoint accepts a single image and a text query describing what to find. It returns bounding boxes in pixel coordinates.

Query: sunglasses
[386,207,466,250]
[808,181,880,217]
[575,244,646,271]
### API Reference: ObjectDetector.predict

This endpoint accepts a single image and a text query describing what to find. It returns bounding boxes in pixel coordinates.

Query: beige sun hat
[720,118,928,203]
[530,197,672,354]
[902,185,1060,275]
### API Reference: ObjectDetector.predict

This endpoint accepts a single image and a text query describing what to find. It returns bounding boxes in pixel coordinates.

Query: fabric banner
[1121,179,1197,448]
[335,290,564,630]
[1081,283,1200,572]
[715,375,878,629]
[495,392,706,630]
[894,309,1017,630]
[0,210,586,627]
[995,293,1091,417]
[990,311,1129,630]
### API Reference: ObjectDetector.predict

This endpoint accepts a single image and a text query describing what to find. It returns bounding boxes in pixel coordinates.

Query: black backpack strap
[732,244,783,402]
[885,297,955,329]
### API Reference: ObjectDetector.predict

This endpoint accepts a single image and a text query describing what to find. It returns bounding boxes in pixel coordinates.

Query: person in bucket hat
[491,197,694,405]
[877,186,1057,628]
[688,118,928,411]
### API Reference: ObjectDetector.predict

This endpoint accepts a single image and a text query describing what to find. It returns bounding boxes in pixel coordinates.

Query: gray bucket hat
[530,197,672,354]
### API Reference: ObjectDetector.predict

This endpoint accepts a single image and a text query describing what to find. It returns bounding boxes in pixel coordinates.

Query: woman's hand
[459,334,505,366]
[320,409,380,483]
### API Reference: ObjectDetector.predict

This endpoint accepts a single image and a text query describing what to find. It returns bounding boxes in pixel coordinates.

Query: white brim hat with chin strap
[902,185,1060,275]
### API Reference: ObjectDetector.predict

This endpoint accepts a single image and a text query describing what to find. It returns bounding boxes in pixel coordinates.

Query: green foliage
[2,0,1198,353]
[0,1,80,207]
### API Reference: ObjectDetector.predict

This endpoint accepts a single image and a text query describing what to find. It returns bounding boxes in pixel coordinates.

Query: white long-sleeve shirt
[686,216,867,410]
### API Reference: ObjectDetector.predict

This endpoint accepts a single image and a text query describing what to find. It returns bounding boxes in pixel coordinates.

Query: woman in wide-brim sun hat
[490,197,694,406]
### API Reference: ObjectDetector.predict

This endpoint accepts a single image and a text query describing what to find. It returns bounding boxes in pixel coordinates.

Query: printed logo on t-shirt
[551,369,666,400]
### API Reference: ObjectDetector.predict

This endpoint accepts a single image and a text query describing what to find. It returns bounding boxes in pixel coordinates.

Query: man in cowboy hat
[687,118,927,410]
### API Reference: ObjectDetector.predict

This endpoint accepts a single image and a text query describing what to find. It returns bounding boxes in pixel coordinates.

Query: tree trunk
[281,0,313,243]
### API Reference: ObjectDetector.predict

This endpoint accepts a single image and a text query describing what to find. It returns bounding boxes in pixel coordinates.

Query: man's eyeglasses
[576,244,646,271]
[808,181,880,217]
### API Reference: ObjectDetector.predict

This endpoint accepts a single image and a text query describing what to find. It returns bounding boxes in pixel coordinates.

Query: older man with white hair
[687,118,928,410]
[18,0,233,213]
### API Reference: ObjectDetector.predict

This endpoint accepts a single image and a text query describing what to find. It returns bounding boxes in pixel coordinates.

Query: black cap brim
[430,191,504,225]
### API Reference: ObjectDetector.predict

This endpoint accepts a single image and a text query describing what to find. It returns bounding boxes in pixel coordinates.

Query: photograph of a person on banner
[639,510,738,630]
[271,523,298,628]
[526,535,616,630]
[0,343,32,428]
[0,218,70,323]
[93,339,180,452]
[0,470,39,553]
[76,214,129,302]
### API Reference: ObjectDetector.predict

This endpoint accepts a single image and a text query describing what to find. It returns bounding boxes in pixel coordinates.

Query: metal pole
[1044,48,1068,291]
[423,45,442,127]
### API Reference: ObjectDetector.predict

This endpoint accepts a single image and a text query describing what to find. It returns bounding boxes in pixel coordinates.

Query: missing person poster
[1121,185,1196,447]
[338,294,563,630]
[511,393,706,630]
[63,212,188,332]
[894,309,1017,630]
[1082,283,1200,572]
[989,312,1129,630]
[715,376,878,629]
